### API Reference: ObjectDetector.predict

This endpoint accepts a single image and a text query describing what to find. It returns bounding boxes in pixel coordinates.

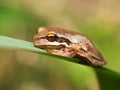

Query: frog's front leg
[46,48,76,58]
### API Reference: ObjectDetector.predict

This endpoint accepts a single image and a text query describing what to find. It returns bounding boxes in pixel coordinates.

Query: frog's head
[33,27,72,49]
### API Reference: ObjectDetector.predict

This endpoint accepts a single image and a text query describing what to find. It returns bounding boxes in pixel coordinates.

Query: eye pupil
[47,33,57,42]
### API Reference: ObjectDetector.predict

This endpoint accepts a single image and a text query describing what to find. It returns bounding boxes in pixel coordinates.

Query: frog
[33,27,107,66]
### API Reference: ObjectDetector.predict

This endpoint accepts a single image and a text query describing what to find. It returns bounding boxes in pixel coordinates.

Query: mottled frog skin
[33,27,107,66]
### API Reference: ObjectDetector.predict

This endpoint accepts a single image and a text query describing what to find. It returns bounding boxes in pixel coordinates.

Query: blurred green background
[0,0,120,90]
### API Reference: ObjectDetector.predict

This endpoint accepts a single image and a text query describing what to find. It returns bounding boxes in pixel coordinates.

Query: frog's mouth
[36,44,66,49]
[47,45,65,49]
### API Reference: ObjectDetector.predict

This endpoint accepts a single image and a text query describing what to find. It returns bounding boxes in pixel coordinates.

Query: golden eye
[47,33,57,42]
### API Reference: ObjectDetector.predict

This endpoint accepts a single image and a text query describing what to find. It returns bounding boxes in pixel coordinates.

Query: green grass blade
[94,67,120,90]
[0,36,120,90]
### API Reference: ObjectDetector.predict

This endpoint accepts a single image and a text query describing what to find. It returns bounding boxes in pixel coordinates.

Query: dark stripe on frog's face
[37,35,72,45]
[56,37,72,45]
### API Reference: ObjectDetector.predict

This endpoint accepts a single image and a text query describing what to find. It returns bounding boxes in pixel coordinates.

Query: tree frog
[33,27,107,66]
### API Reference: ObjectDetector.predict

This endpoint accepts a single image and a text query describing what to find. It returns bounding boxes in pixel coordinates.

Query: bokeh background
[0,0,120,90]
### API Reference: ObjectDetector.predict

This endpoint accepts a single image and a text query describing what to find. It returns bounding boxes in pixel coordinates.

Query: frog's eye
[46,33,58,42]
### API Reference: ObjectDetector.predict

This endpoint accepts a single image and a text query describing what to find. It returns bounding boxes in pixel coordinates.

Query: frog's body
[33,27,107,66]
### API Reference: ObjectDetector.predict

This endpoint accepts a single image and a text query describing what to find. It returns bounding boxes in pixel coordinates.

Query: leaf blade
[0,36,120,90]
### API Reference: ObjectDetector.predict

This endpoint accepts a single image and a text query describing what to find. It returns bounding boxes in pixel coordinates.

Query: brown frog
[33,27,107,66]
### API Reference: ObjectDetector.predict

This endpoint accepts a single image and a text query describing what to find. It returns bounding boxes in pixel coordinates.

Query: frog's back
[47,27,80,35]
